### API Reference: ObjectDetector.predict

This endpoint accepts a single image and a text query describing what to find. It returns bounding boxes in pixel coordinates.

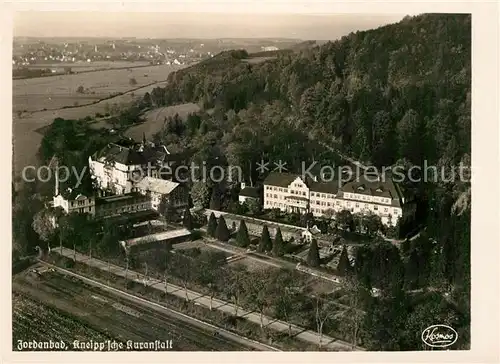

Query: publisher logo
[421,324,458,348]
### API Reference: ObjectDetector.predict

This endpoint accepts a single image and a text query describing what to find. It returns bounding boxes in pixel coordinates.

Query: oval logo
[421,324,458,348]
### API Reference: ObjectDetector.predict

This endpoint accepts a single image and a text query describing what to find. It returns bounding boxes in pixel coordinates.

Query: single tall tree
[258,225,272,252]
[182,208,194,230]
[307,239,321,267]
[337,245,351,276]
[272,227,285,257]
[207,212,217,237]
[215,216,230,242]
[236,220,251,248]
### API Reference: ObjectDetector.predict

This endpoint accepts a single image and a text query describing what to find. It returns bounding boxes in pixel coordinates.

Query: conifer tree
[236,220,251,248]
[336,245,351,276]
[272,227,285,257]
[307,239,320,267]
[215,215,230,242]
[258,225,272,252]
[182,208,194,230]
[207,212,217,237]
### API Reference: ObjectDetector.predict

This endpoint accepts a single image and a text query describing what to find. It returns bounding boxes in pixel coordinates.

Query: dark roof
[339,175,402,207]
[239,187,259,198]
[59,188,92,200]
[263,172,339,194]
[93,142,186,166]
[95,143,147,165]
[263,172,300,187]
[309,180,340,195]
[95,192,149,206]
[263,171,403,206]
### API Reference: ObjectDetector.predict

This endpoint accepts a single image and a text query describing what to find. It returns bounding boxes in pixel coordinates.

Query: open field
[228,255,280,272]
[13,292,113,348]
[13,267,253,351]
[22,61,152,73]
[14,64,182,113]
[12,78,172,175]
[124,103,201,140]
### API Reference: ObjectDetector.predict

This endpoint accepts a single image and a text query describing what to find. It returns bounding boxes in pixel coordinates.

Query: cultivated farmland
[12,268,250,351]
[12,65,182,175]
[24,60,152,73]
[14,64,183,113]
[12,292,113,349]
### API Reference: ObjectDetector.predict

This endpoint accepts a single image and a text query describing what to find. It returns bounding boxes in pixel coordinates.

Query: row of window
[97,203,150,216]
[310,192,334,199]
[312,200,334,207]
[265,195,400,216]
[266,193,280,199]
[265,186,288,193]
[344,193,392,205]
[265,202,286,209]
[70,207,93,213]
[265,186,335,199]
[70,200,92,207]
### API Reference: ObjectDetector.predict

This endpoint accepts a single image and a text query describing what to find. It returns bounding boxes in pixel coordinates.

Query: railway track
[13,269,267,351]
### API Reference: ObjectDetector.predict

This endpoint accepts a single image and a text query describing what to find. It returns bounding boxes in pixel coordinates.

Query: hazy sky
[14,12,408,40]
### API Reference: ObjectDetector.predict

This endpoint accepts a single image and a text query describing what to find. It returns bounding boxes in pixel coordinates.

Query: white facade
[88,143,173,195]
[133,176,188,211]
[53,194,96,216]
[263,174,403,227]
[89,157,140,194]
[239,195,254,204]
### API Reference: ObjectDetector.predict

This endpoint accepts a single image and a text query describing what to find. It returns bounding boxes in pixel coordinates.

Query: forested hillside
[141,13,471,350]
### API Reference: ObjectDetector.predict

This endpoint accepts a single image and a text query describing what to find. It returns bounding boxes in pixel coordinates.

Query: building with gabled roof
[54,137,190,219]
[133,176,188,211]
[88,137,189,195]
[263,171,407,226]
[238,182,260,204]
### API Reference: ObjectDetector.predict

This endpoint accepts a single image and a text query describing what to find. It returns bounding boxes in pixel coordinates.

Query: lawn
[13,64,183,113]
[12,76,173,175]
[25,61,152,73]
[123,103,201,141]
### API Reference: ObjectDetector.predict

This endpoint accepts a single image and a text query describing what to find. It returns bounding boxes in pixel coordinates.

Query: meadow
[24,60,151,73]
[124,103,201,141]
[12,65,182,175]
[14,64,182,113]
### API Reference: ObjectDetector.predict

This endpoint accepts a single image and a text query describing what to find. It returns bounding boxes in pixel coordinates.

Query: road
[317,140,370,171]
[14,264,272,351]
[53,247,365,351]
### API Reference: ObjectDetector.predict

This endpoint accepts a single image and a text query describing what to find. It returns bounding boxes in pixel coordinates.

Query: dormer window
[376,187,383,193]
[357,185,365,191]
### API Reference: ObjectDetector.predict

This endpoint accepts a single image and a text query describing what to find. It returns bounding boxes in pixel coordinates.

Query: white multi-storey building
[88,138,188,195]
[53,138,190,218]
[133,176,188,211]
[263,172,410,226]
